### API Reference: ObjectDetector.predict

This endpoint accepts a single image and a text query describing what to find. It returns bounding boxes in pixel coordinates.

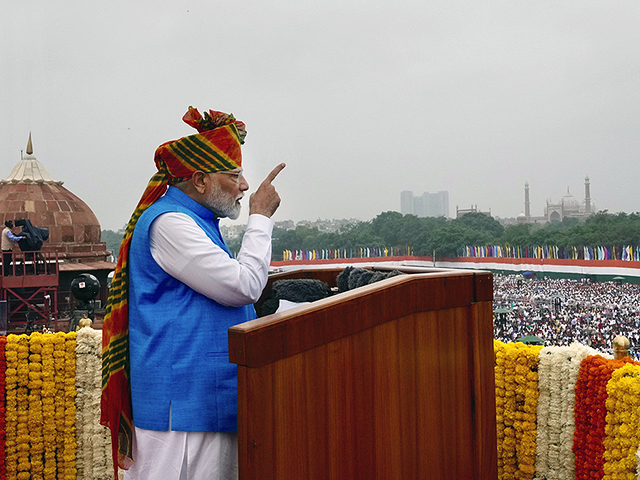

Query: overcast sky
[2,1,639,231]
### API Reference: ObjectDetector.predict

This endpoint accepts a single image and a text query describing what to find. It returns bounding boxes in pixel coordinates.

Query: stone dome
[561,187,580,212]
[0,135,108,262]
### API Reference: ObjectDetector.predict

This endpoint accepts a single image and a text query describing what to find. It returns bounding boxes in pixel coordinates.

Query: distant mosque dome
[561,188,580,212]
[522,177,595,224]
[0,134,108,262]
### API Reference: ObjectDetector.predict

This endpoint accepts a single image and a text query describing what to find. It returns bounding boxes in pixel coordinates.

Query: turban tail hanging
[100,107,246,478]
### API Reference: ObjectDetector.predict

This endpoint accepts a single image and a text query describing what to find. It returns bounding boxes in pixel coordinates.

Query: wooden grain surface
[233,269,497,480]
[230,269,493,367]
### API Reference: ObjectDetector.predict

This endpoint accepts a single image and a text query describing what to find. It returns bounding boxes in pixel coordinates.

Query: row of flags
[276,244,640,262]
[462,245,640,261]
[281,246,413,262]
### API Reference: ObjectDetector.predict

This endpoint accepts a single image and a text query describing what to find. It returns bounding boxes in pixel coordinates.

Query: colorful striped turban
[154,107,247,185]
[101,107,246,478]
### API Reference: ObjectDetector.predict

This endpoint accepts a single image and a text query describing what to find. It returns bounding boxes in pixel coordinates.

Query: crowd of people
[493,274,640,359]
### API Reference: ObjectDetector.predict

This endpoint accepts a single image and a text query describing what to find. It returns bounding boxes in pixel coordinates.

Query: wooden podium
[229,267,497,480]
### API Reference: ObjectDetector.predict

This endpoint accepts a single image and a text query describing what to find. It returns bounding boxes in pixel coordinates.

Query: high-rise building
[400,190,449,218]
[400,191,414,215]
[423,191,449,218]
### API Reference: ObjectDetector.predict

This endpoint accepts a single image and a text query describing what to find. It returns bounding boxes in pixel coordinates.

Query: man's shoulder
[141,196,190,223]
[136,197,199,239]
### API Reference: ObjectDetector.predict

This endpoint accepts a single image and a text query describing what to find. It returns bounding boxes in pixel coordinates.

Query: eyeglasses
[216,169,244,184]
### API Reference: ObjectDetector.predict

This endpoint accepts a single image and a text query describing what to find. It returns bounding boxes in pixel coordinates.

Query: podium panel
[229,268,497,480]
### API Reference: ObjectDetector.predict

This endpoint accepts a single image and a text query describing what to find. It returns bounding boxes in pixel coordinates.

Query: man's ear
[191,171,208,194]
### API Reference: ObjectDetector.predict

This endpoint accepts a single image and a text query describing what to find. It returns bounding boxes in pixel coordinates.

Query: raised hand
[249,163,286,218]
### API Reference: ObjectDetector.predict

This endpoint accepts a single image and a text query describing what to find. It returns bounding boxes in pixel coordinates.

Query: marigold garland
[76,331,89,479]
[5,335,19,480]
[52,332,67,478]
[0,335,8,480]
[2,330,640,480]
[62,332,78,480]
[535,343,600,480]
[41,332,56,480]
[494,340,542,480]
[495,340,507,477]
[0,332,80,479]
[28,333,44,480]
[573,355,630,480]
[76,327,111,480]
[603,363,640,480]
[16,334,30,480]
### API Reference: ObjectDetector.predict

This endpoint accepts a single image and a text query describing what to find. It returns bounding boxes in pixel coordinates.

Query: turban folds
[101,107,246,478]
[154,107,247,184]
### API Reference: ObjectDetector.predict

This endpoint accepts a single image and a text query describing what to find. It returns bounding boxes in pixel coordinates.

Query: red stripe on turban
[155,107,246,184]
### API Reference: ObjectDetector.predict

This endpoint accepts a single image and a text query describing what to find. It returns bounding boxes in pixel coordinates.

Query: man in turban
[101,107,285,480]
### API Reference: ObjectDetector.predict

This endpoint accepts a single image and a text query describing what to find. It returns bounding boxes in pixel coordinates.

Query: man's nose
[239,175,249,191]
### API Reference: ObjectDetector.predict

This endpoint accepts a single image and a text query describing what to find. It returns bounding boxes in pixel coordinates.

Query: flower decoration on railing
[75,327,111,480]
[494,340,541,480]
[62,332,78,480]
[41,331,56,480]
[5,335,19,479]
[28,333,44,479]
[574,355,627,480]
[494,340,508,478]
[1,330,640,479]
[603,363,640,480]
[16,334,30,480]
[536,343,600,480]
[1,332,78,480]
[0,335,7,479]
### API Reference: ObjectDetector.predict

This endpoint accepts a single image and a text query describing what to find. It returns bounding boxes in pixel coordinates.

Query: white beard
[203,182,243,219]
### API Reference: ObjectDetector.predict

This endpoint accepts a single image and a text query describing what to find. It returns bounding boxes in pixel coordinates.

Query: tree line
[103,210,640,262]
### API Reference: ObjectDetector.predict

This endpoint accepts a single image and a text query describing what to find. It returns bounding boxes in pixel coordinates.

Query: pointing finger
[262,163,286,184]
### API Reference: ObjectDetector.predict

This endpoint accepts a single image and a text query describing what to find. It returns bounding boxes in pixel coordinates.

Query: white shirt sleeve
[149,212,273,307]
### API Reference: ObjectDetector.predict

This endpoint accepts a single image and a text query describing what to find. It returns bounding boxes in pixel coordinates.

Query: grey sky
[2,1,639,230]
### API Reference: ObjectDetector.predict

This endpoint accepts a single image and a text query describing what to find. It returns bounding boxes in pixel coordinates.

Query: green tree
[342,221,381,247]
[370,211,405,245]
[455,212,504,237]
[230,209,640,262]
[501,223,533,245]
[416,221,494,257]
[101,229,125,260]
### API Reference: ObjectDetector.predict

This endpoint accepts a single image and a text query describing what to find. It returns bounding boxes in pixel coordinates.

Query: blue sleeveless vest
[128,186,256,432]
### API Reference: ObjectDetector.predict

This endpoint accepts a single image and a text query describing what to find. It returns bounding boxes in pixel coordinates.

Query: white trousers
[123,427,238,480]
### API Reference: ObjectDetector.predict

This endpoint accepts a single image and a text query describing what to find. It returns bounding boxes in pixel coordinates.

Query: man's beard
[203,183,243,220]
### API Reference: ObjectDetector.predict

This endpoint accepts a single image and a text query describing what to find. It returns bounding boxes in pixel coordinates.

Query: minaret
[524,182,531,220]
[584,175,591,214]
